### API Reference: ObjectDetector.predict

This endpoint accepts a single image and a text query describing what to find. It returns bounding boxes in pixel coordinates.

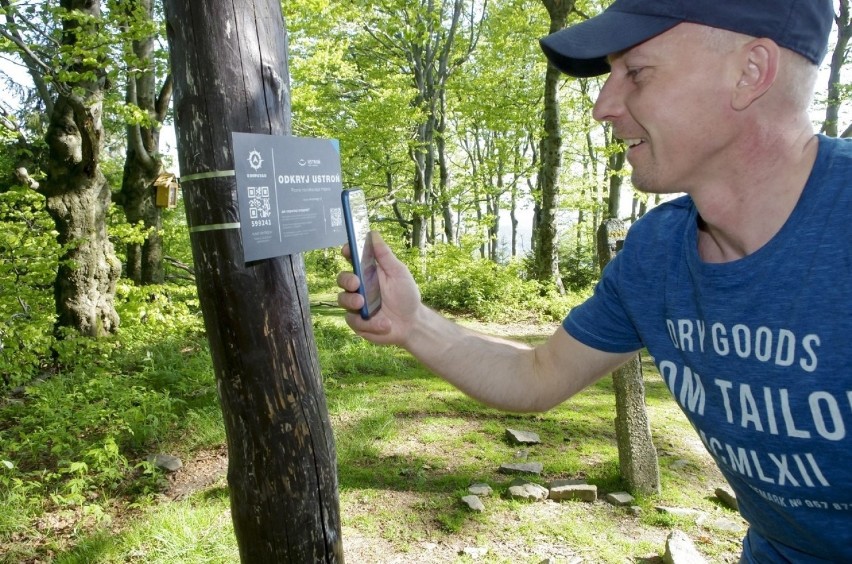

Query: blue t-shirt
[563,135,852,562]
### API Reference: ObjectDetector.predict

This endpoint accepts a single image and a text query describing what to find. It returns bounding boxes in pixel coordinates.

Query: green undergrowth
[1,291,743,563]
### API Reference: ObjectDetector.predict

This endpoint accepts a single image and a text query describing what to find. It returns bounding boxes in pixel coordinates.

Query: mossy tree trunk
[43,0,121,338]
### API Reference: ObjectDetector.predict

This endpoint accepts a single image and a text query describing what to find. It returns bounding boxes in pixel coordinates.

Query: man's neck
[694,131,820,264]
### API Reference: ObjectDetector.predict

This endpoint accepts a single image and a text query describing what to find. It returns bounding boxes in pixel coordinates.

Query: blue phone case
[341,189,382,319]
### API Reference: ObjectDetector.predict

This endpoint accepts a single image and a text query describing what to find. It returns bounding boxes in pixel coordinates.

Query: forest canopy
[0,0,849,391]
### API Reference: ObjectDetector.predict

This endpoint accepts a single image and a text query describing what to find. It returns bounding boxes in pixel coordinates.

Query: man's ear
[732,38,779,110]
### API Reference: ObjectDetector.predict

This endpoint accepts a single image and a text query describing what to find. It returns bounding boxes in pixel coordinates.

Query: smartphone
[341,189,382,319]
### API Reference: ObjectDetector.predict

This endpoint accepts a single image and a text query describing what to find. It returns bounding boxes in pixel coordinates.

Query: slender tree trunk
[163,0,342,561]
[607,141,625,220]
[43,0,120,337]
[118,0,173,285]
[821,0,850,137]
[510,183,518,257]
[532,0,572,291]
[489,174,502,262]
[437,88,454,244]
[403,0,476,251]
[475,184,486,259]
[386,167,412,242]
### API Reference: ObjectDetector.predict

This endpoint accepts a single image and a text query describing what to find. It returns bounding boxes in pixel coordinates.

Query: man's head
[540,0,835,78]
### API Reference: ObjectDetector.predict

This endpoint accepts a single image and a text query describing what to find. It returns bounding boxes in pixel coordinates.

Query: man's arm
[337,232,637,412]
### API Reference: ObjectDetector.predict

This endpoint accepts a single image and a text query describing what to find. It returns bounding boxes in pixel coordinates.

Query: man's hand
[337,232,422,347]
[337,232,634,411]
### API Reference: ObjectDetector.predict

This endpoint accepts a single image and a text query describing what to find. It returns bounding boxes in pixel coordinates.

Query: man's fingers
[370,232,396,268]
[337,288,364,311]
[336,271,361,292]
[344,312,392,335]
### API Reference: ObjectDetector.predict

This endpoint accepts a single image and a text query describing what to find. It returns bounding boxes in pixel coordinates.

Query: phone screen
[342,189,382,319]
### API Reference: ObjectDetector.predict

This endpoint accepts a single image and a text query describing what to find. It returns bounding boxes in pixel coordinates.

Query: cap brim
[540,12,680,77]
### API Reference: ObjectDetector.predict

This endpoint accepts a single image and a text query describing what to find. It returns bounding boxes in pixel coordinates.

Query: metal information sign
[232,132,348,262]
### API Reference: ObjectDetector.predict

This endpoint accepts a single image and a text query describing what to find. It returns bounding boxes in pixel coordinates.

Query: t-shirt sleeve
[562,252,644,354]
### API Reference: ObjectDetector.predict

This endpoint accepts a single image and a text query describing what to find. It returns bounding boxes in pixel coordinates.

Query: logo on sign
[248,149,264,171]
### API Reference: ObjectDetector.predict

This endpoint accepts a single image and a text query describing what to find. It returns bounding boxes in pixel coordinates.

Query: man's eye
[626,67,643,79]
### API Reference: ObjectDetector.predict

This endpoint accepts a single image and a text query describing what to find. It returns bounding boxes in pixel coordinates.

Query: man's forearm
[401,305,586,412]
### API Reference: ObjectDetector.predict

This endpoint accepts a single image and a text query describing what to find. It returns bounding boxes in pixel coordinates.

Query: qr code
[247,186,272,219]
[330,206,343,227]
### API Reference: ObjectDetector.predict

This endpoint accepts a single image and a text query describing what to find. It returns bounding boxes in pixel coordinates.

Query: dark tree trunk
[120,160,164,284]
[607,142,625,220]
[510,183,518,257]
[821,0,851,137]
[118,0,173,285]
[437,88,454,244]
[531,0,572,290]
[410,122,432,250]
[163,0,343,561]
[43,0,120,338]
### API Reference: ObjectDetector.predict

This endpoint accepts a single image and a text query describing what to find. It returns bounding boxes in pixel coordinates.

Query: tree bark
[531,0,572,290]
[163,0,343,561]
[437,85,454,244]
[118,0,173,285]
[606,131,625,220]
[821,0,851,137]
[43,0,121,338]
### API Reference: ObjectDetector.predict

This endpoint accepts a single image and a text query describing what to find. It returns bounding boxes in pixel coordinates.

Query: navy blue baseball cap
[540,0,835,77]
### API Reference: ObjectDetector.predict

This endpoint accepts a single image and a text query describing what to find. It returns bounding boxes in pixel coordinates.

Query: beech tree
[450,0,545,260]
[115,0,173,285]
[530,0,572,289]
[350,0,486,249]
[1,0,121,337]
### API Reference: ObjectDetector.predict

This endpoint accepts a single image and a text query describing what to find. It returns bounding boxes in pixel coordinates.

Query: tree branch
[0,2,57,114]
[125,72,156,171]
[155,74,174,123]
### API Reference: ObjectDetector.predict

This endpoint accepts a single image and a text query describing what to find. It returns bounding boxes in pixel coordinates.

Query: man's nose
[592,74,623,123]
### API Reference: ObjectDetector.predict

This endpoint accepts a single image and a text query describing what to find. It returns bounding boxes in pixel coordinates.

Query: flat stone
[147,453,182,473]
[604,491,634,506]
[506,480,548,502]
[548,478,586,487]
[547,480,597,502]
[715,487,738,511]
[461,546,488,558]
[663,529,707,564]
[461,495,485,512]
[498,462,543,475]
[656,506,704,519]
[506,428,541,445]
[468,483,493,496]
[703,517,744,533]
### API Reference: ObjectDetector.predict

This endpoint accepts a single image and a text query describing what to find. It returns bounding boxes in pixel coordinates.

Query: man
[337,0,852,561]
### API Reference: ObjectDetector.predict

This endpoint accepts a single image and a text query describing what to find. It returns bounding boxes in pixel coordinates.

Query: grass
[0,290,745,563]
[53,493,238,564]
